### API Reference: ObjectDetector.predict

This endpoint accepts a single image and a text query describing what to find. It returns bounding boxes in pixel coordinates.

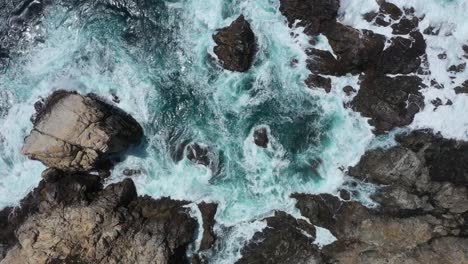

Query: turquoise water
[0,0,376,261]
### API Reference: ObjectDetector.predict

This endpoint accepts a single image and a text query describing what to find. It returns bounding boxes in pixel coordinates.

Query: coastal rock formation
[198,202,218,251]
[236,211,321,264]
[279,0,340,36]
[21,90,143,172]
[351,75,425,134]
[284,129,468,264]
[213,15,257,72]
[0,173,197,264]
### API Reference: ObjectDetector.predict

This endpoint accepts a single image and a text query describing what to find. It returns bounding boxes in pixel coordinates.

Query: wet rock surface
[198,202,218,251]
[253,127,269,148]
[213,15,257,72]
[286,129,468,264]
[351,75,425,134]
[236,211,321,264]
[21,90,143,172]
[0,173,196,264]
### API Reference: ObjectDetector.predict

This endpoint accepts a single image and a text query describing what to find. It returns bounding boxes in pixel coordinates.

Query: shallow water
[0,0,466,262]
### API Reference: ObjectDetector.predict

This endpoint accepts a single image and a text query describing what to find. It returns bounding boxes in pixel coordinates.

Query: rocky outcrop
[281,0,428,133]
[213,15,257,72]
[253,127,269,148]
[236,211,321,264]
[279,0,340,36]
[0,173,197,264]
[351,75,425,134]
[289,129,468,264]
[198,202,218,251]
[21,90,143,172]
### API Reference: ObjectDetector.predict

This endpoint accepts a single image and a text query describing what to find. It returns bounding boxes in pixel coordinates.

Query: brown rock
[213,15,256,72]
[21,91,143,172]
[198,202,218,251]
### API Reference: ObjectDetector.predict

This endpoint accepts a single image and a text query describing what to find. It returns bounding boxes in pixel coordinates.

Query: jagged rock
[21,90,143,172]
[455,80,468,94]
[0,174,196,264]
[391,16,419,35]
[213,15,256,72]
[306,48,341,75]
[351,75,425,134]
[343,86,356,96]
[322,22,386,75]
[376,32,426,74]
[187,143,211,167]
[236,211,321,264]
[253,127,269,148]
[305,74,332,93]
[279,0,340,36]
[198,202,218,251]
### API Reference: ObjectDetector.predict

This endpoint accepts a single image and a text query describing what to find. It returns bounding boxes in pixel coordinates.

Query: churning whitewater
[0,0,467,262]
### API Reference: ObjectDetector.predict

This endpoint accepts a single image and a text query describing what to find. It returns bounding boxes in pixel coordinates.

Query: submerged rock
[351,75,425,134]
[213,15,257,72]
[253,127,269,148]
[21,90,143,172]
[236,211,320,264]
[0,173,196,264]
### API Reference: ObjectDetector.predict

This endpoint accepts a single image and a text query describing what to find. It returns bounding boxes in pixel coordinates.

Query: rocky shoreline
[1,0,468,263]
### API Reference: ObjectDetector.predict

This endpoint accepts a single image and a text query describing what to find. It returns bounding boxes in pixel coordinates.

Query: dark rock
[351,75,425,134]
[279,0,340,36]
[339,189,351,200]
[362,11,377,22]
[438,53,447,60]
[305,74,332,93]
[379,1,403,20]
[423,25,441,35]
[122,168,142,176]
[323,22,386,74]
[198,202,218,251]
[455,80,468,94]
[187,143,211,167]
[446,99,453,105]
[431,79,444,89]
[253,127,269,148]
[391,16,419,35]
[448,63,466,73]
[377,32,426,74]
[236,211,320,264]
[431,97,443,108]
[213,15,256,72]
[374,14,391,27]
[343,85,356,96]
[306,48,342,76]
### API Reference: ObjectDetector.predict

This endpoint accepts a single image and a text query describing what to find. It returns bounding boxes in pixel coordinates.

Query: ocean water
[0,0,466,262]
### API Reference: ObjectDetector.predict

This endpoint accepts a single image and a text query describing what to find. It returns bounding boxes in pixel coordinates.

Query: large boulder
[213,15,257,72]
[0,174,197,264]
[279,0,340,36]
[21,90,143,172]
[351,75,425,134]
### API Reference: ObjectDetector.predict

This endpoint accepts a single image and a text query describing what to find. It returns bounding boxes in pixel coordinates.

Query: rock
[1,173,197,264]
[424,25,441,35]
[306,48,342,76]
[351,75,425,134]
[448,63,466,73]
[122,168,142,176]
[279,0,340,36]
[253,127,269,148]
[236,211,321,264]
[186,143,211,167]
[339,189,351,200]
[322,22,386,75]
[379,1,403,20]
[213,15,256,72]
[21,90,143,172]
[376,32,426,74]
[431,97,443,109]
[343,85,356,96]
[305,74,332,93]
[391,16,419,35]
[455,80,468,94]
[198,202,218,251]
